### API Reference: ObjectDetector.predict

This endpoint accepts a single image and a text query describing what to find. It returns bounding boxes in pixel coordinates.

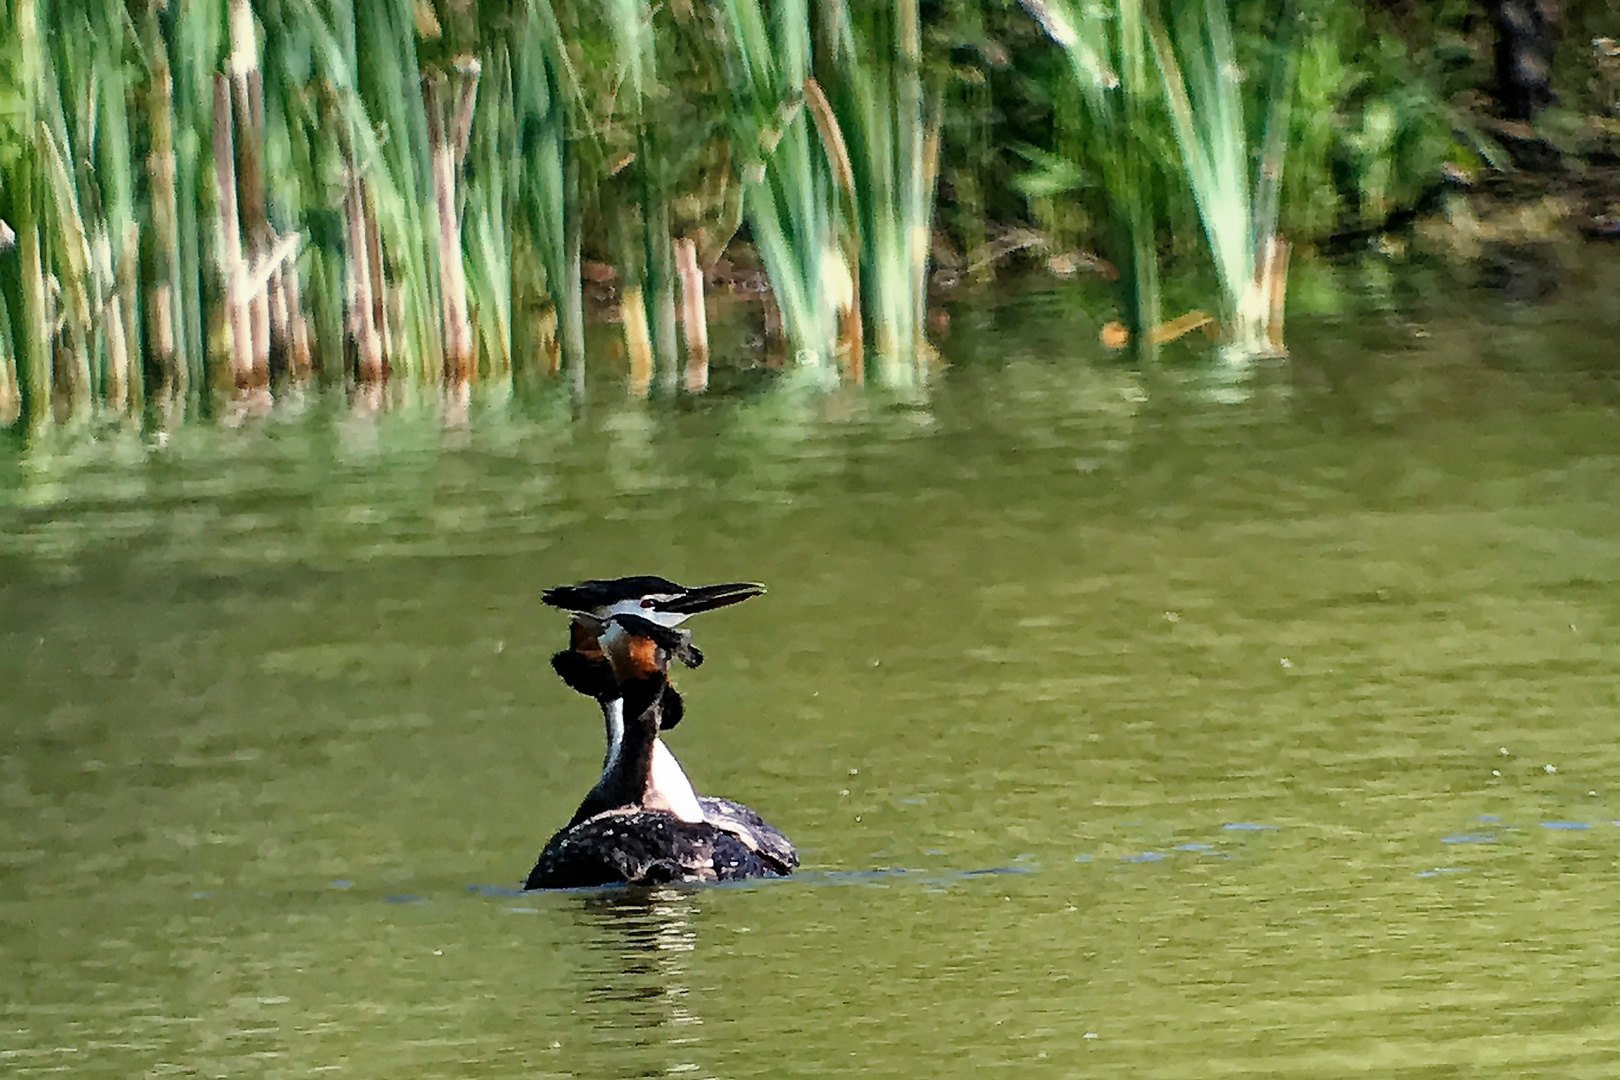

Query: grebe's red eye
[640,598,654,608]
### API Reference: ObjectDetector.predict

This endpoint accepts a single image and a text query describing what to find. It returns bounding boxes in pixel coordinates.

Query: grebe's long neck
[618,676,705,823]
[600,693,704,824]
[594,696,702,823]
[567,677,704,826]
[599,697,625,777]
[564,695,639,828]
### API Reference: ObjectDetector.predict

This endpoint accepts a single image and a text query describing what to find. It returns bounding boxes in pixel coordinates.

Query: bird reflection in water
[572,888,712,1077]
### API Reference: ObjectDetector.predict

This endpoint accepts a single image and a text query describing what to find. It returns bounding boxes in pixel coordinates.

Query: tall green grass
[1019,0,1162,355]
[606,0,681,393]
[1021,0,1301,358]
[832,2,940,387]
[512,0,583,382]
[715,0,849,376]
[0,0,1477,431]
[1152,0,1298,357]
[0,0,584,428]
[713,0,941,381]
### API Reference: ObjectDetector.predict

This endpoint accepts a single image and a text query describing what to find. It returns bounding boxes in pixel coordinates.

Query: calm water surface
[3,256,1620,1078]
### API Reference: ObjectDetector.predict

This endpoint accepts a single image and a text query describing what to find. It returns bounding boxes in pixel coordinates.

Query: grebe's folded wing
[698,796,799,873]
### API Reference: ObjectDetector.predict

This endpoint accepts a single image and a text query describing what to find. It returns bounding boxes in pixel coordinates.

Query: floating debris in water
[1544,764,1558,774]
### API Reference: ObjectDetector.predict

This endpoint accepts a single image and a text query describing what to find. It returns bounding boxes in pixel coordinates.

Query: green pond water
[3,253,1620,1078]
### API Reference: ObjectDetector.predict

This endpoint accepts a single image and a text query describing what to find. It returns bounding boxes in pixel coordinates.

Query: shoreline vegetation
[0,1,1616,433]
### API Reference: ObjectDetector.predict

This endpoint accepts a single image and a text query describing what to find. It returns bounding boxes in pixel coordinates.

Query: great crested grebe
[543,576,766,825]
[524,610,796,889]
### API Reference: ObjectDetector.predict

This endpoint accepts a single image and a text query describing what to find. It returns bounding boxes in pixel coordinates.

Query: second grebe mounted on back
[524,578,796,889]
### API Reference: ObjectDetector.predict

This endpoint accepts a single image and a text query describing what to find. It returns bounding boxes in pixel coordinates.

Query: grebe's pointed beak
[656,582,765,615]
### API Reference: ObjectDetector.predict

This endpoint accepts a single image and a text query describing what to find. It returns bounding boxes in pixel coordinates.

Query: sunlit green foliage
[834,3,940,385]
[0,0,1536,431]
[0,0,581,425]
[714,0,848,373]
[1019,0,1166,351]
[1151,0,1298,355]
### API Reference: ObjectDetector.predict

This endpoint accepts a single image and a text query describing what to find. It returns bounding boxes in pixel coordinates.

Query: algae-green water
[3,256,1619,1078]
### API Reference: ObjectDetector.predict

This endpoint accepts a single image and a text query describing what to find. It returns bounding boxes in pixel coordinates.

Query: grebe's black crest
[542,577,766,619]
[541,575,683,610]
[524,596,795,890]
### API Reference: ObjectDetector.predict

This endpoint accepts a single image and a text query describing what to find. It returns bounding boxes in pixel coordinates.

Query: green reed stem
[515,0,584,377]
[833,1,941,385]
[1021,0,1161,356]
[717,0,842,371]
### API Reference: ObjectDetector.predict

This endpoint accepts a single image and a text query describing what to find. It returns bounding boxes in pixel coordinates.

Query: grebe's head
[542,577,765,627]
[584,613,702,728]
[598,612,703,684]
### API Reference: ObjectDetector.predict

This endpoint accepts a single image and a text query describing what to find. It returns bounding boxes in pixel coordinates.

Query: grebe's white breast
[647,740,704,823]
